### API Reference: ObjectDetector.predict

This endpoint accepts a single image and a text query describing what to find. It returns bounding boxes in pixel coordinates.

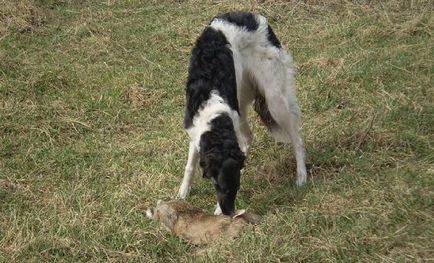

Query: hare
[146,200,260,245]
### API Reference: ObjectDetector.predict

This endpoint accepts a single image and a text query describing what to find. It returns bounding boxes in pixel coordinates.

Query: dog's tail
[253,93,291,143]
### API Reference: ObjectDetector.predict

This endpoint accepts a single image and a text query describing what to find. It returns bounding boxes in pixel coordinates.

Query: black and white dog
[177,12,307,216]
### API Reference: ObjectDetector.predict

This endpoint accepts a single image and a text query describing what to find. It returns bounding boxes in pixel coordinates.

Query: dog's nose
[224,209,236,217]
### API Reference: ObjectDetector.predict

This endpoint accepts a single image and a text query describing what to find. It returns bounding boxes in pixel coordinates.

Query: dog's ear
[218,158,242,191]
[199,131,222,179]
[223,140,246,169]
[200,152,220,179]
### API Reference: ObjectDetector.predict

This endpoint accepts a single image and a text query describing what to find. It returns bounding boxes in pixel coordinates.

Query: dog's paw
[296,169,307,187]
[214,204,222,215]
[177,184,190,199]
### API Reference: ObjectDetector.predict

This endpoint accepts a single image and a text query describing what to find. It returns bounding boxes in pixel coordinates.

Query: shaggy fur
[184,27,239,129]
[178,11,307,216]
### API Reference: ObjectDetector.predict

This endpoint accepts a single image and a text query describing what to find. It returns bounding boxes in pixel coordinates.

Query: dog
[177,12,307,216]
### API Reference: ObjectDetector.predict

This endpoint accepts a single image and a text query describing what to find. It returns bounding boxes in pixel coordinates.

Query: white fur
[186,92,248,154]
[178,13,307,200]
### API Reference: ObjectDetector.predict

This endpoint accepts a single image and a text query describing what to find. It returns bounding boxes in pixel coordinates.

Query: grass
[0,0,433,262]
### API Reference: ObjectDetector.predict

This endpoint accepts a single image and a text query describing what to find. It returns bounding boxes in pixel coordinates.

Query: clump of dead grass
[0,178,36,202]
[125,84,164,108]
[299,56,344,75]
[393,15,434,37]
[318,193,352,217]
[0,0,45,37]
[0,178,17,193]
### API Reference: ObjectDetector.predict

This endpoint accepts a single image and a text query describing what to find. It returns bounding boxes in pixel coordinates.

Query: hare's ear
[232,209,246,218]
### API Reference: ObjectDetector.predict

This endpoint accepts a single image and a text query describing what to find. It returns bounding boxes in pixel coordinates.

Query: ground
[0,0,433,262]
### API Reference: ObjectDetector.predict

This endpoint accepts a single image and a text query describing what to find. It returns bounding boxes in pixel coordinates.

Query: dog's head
[198,113,246,216]
[214,158,242,216]
[200,144,244,216]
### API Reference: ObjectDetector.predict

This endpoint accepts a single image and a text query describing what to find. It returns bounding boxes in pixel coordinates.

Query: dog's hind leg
[283,104,307,186]
[177,141,199,199]
[267,93,307,186]
[251,52,307,186]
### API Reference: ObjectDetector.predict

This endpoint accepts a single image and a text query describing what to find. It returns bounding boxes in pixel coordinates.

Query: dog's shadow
[238,155,303,215]
[239,142,346,215]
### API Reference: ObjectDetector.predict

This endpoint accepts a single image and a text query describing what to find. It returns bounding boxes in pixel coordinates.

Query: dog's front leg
[177,141,198,199]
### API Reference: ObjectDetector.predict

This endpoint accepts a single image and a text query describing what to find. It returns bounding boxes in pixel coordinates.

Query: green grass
[1,0,433,262]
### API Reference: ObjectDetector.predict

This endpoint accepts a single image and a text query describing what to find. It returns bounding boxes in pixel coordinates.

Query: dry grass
[0,0,433,262]
[0,0,45,38]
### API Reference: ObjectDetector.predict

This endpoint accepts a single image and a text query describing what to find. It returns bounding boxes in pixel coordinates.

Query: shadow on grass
[239,133,356,215]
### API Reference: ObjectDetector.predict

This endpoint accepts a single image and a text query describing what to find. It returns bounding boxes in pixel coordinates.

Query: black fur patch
[184,27,239,128]
[267,25,282,48]
[254,92,278,131]
[214,12,281,48]
[199,114,245,178]
[212,11,259,31]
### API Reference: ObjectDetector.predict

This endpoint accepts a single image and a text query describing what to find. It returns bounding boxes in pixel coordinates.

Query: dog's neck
[187,92,246,152]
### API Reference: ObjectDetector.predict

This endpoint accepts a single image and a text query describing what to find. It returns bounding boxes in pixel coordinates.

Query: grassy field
[1,0,433,262]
